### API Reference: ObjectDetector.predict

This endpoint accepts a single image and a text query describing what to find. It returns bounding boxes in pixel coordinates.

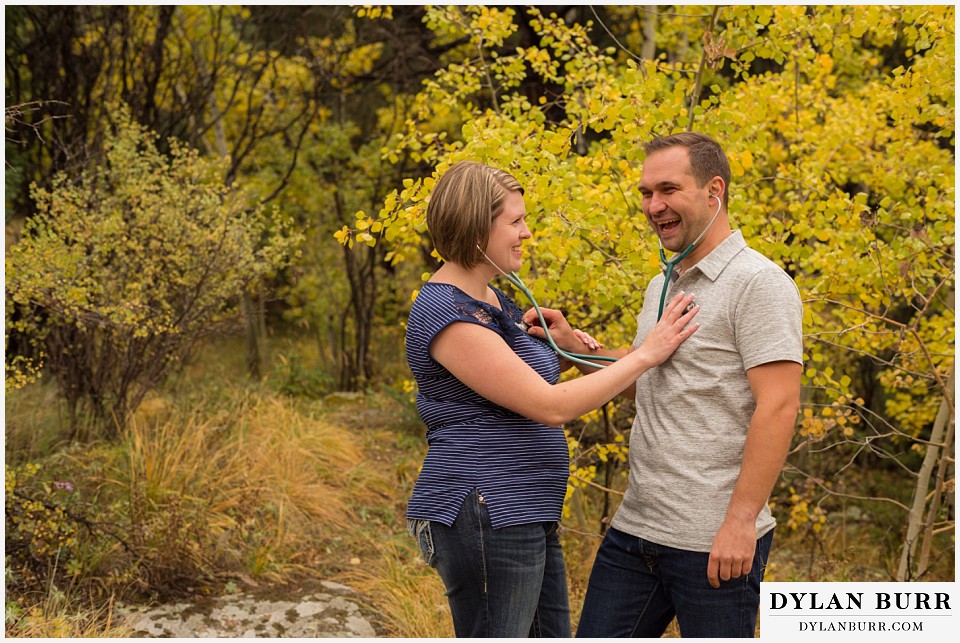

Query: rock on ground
[120,580,380,638]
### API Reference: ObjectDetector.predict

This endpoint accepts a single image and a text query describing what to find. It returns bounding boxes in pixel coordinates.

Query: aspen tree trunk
[897,367,954,580]
[917,403,954,575]
[642,6,657,61]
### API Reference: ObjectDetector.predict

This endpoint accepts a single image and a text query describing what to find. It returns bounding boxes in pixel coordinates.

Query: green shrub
[5,107,300,438]
[5,463,82,590]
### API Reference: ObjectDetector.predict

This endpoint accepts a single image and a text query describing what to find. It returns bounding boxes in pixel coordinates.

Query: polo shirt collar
[688,230,746,281]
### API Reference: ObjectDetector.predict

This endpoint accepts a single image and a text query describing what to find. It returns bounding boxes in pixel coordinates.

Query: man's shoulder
[736,244,784,271]
[729,245,796,286]
[713,245,802,314]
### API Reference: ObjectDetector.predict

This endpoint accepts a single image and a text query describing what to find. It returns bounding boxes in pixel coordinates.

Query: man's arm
[706,360,801,588]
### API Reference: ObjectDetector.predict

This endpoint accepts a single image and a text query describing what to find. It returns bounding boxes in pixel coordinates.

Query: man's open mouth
[658,218,681,232]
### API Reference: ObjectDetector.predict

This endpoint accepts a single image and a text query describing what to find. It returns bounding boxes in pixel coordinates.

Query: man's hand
[707,516,757,588]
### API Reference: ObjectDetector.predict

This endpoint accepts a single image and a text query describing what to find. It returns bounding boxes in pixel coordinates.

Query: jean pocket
[407,518,436,567]
[544,520,560,537]
[754,530,774,579]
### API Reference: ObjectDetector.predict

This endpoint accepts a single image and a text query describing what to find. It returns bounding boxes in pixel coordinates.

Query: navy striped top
[404,282,570,529]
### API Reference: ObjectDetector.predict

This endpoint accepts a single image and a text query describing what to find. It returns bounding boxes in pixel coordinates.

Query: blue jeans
[408,489,571,638]
[576,526,773,638]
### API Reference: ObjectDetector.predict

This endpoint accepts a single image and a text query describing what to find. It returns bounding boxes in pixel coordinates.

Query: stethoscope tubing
[504,271,618,370]
[656,194,723,320]
[487,193,721,368]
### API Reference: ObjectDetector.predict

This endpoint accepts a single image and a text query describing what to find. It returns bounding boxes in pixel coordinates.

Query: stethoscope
[655,193,723,320]
[479,192,722,368]
[479,248,618,369]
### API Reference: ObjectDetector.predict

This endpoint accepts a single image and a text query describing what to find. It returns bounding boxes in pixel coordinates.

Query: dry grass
[234,395,366,532]
[4,360,419,634]
[4,378,74,464]
[5,592,134,638]
[342,541,455,638]
[107,390,380,586]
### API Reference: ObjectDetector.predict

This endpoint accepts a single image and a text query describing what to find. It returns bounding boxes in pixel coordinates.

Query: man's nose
[647,194,667,214]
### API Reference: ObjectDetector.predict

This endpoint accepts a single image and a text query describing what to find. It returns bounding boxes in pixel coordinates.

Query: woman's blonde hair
[426,161,524,268]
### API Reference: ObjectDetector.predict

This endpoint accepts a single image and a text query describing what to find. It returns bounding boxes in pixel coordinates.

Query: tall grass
[343,541,455,638]
[4,377,76,464]
[106,390,377,588]
[5,368,407,636]
[5,592,134,638]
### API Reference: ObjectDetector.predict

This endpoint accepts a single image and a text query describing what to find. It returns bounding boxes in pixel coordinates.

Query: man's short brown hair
[426,160,524,268]
[644,132,731,206]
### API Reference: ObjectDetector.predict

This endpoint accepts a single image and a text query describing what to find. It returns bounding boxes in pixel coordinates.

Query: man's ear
[708,177,725,202]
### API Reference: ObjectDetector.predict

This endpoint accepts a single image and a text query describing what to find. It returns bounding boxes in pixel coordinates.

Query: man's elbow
[784,399,801,433]
[782,394,801,418]
[770,396,801,436]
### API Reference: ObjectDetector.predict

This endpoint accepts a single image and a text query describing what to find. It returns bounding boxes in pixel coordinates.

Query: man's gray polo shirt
[611,230,803,552]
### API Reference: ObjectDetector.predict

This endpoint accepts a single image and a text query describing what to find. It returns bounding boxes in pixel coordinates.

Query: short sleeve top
[612,231,804,551]
[404,282,570,529]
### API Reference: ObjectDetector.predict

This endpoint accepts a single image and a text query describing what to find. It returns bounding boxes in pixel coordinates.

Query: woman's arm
[523,306,636,396]
[431,292,699,427]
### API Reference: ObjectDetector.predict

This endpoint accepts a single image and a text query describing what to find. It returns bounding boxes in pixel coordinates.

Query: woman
[404,160,699,637]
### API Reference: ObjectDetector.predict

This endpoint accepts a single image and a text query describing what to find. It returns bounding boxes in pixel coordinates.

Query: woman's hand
[523,307,604,352]
[522,307,572,347]
[636,291,699,366]
[572,328,603,351]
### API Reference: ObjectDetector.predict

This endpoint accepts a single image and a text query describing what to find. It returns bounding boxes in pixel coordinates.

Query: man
[529,132,803,638]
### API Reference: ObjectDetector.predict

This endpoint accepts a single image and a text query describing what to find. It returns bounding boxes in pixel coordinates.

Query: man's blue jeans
[408,489,571,637]
[576,526,773,638]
